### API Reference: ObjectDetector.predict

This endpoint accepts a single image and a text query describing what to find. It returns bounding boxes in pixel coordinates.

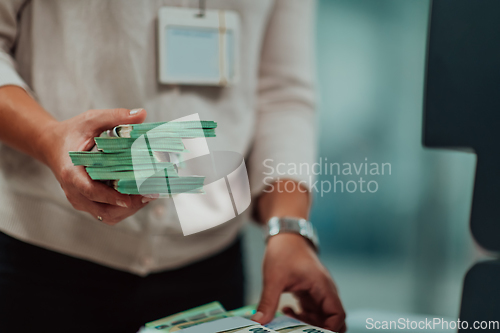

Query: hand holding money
[40,108,150,224]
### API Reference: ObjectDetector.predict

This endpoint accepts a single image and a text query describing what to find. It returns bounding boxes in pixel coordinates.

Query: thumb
[253,281,283,325]
[84,108,147,133]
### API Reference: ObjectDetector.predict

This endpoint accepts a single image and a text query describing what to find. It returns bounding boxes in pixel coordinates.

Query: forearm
[255,181,346,332]
[256,179,310,224]
[0,85,57,164]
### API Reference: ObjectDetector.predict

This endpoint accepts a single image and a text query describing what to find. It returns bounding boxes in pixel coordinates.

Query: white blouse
[0,0,316,275]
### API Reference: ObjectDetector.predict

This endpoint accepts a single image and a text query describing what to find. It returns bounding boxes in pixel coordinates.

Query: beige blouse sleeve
[249,0,317,196]
[0,0,30,90]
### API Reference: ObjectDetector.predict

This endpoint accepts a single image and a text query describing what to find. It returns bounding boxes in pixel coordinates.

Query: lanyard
[197,0,206,17]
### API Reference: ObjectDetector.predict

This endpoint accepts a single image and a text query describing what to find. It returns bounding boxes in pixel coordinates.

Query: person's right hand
[39,108,154,225]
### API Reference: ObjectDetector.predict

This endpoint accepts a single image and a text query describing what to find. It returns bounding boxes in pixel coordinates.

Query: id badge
[158,7,240,86]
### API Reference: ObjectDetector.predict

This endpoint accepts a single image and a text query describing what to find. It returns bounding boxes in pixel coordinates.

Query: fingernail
[130,108,143,115]
[252,311,263,322]
[142,197,155,204]
[116,200,128,208]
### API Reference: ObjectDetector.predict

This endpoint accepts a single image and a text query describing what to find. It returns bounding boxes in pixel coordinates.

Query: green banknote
[87,169,178,181]
[145,315,281,333]
[221,324,279,333]
[141,128,216,139]
[85,163,175,172]
[140,302,335,333]
[114,121,217,138]
[115,185,204,194]
[69,151,170,167]
[94,137,186,153]
[226,305,257,319]
[113,177,205,195]
[278,326,334,333]
[174,308,334,333]
[263,316,305,332]
[168,314,231,331]
[145,301,226,330]
[144,303,260,333]
[264,314,336,333]
[110,128,216,140]
[69,121,217,196]
[113,176,205,187]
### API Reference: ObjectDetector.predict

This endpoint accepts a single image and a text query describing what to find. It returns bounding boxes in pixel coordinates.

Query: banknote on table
[141,303,259,333]
[138,302,337,333]
[226,305,258,319]
[264,315,335,333]
[141,316,276,333]
[141,314,332,333]
[144,303,256,332]
[145,301,226,331]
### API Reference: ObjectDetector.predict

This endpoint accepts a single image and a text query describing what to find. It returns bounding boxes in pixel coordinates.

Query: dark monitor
[424,0,500,252]
[424,0,500,328]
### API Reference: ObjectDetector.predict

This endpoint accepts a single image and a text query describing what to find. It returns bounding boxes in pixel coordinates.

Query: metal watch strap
[265,216,320,252]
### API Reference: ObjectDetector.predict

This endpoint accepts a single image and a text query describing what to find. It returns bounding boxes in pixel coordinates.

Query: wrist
[267,232,313,250]
[257,179,310,223]
[265,233,319,264]
[34,119,61,168]
[0,86,59,166]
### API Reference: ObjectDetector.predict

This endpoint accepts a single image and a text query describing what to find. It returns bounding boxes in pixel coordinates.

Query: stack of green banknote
[138,302,336,333]
[69,121,217,195]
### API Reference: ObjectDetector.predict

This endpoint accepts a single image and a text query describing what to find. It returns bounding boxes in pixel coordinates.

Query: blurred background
[243,0,481,331]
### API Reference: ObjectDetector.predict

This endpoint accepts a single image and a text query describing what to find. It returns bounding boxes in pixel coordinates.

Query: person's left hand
[252,233,346,333]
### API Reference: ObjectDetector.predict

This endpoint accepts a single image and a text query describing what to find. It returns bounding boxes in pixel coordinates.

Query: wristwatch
[265,216,320,252]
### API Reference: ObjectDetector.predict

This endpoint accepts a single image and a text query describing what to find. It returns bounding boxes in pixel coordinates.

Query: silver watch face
[266,217,319,251]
